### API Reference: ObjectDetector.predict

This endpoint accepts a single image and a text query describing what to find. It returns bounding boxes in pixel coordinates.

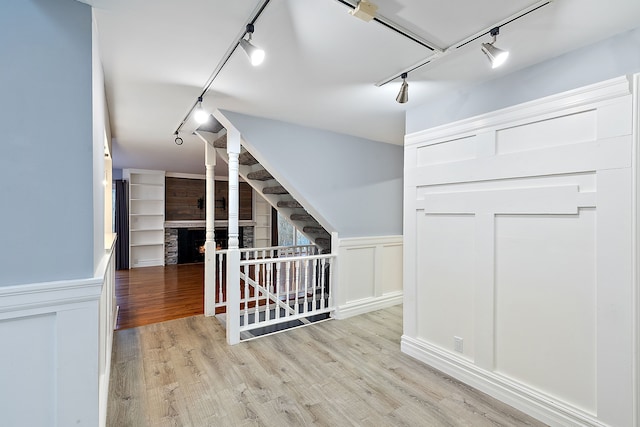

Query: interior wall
[406,25,640,134]
[217,111,403,238]
[93,9,107,271]
[403,76,637,427]
[0,0,94,286]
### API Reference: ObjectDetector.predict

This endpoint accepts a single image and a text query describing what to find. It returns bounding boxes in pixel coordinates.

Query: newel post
[204,139,216,317]
[226,129,241,345]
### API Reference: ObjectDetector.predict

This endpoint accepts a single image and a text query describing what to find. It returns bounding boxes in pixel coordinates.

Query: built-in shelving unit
[123,169,165,268]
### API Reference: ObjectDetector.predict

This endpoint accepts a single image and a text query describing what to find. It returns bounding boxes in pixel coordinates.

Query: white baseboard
[401,336,607,427]
[333,291,402,320]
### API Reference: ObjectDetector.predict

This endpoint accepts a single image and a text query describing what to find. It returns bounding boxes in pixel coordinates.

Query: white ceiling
[88,0,640,174]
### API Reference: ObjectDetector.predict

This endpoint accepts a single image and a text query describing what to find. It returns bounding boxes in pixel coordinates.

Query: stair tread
[277,200,303,208]
[263,185,289,195]
[238,151,259,165]
[303,227,329,238]
[213,134,227,148]
[290,213,314,222]
[247,169,274,181]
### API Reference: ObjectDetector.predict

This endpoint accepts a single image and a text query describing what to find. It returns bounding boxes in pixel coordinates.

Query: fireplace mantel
[164,220,256,228]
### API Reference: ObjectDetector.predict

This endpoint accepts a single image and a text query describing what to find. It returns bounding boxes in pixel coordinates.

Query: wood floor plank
[107,306,547,427]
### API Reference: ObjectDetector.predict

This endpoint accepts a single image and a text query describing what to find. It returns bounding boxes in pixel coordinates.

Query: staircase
[201,130,332,252]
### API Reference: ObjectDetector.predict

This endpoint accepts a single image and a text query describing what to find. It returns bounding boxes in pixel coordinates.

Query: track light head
[481,27,509,68]
[194,96,209,124]
[240,23,265,66]
[396,73,409,104]
[174,131,183,146]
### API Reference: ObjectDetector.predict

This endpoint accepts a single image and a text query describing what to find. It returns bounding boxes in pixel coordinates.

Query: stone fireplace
[164,221,254,265]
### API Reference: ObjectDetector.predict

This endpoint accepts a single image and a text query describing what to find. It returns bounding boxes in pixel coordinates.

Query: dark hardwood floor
[115,263,205,330]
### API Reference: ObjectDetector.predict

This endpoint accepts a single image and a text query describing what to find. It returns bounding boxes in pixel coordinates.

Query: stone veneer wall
[165,228,178,265]
[243,226,254,249]
[164,226,254,265]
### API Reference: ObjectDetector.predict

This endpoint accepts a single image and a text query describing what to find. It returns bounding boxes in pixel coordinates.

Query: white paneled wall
[403,76,638,427]
[0,245,116,427]
[333,235,403,319]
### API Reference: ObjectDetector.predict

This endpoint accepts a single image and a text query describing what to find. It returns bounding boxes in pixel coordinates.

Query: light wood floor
[107,305,546,426]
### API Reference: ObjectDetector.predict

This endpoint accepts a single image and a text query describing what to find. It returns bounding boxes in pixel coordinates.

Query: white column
[204,140,217,317]
[226,130,241,344]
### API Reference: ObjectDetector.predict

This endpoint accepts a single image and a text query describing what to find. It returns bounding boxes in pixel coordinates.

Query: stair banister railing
[226,129,242,345]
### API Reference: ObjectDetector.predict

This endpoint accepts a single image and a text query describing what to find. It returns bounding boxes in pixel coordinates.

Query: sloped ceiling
[85,0,640,174]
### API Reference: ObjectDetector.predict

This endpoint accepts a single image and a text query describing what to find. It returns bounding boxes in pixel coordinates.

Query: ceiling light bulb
[240,23,265,66]
[396,73,409,104]
[194,98,209,124]
[240,38,265,66]
[481,43,509,68]
[481,27,509,69]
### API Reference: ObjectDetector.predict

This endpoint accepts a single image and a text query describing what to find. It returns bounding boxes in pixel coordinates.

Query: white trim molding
[405,76,632,147]
[401,336,608,427]
[333,235,403,320]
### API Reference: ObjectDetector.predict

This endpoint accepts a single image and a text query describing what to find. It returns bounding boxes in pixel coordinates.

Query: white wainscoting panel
[0,313,56,426]
[416,214,475,362]
[0,245,116,427]
[403,75,638,427]
[333,235,403,319]
[495,210,597,413]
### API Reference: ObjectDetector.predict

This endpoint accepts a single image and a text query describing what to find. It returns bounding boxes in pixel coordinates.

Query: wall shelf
[124,169,165,268]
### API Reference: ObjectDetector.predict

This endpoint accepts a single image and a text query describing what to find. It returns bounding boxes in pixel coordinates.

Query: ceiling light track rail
[173,0,271,137]
[456,1,551,49]
[334,0,440,52]
[375,0,553,87]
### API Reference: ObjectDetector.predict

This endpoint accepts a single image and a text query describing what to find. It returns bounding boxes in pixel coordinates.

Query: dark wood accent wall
[166,177,205,220]
[165,177,253,221]
[214,180,253,220]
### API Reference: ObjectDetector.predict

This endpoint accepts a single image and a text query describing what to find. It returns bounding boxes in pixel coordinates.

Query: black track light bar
[456,2,550,49]
[335,0,439,52]
[376,0,552,87]
[173,0,271,137]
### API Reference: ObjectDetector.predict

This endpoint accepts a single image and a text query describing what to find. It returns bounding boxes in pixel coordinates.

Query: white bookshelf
[124,169,165,268]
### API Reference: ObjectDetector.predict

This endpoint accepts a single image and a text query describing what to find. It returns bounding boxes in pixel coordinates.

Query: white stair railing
[214,244,319,311]
[214,245,335,341]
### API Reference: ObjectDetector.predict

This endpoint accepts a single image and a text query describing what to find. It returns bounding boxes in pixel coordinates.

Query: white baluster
[218,254,224,306]
[253,263,260,325]
[320,258,326,311]
[276,262,281,320]
[295,259,301,315]
[285,261,291,317]
[303,259,309,314]
[312,258,318,311]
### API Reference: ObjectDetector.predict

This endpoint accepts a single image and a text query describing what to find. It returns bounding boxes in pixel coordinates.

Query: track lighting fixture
[239,23,265,66]
[349,0,378,22]
[481,27,509,69]
[193,96,209,124]
[174,131,183,145]
[396,73,408,104]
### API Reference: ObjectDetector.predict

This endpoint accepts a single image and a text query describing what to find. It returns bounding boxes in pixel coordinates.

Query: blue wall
[221,111,403,238]
[0,0,94,286]
[407,26,640,133]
